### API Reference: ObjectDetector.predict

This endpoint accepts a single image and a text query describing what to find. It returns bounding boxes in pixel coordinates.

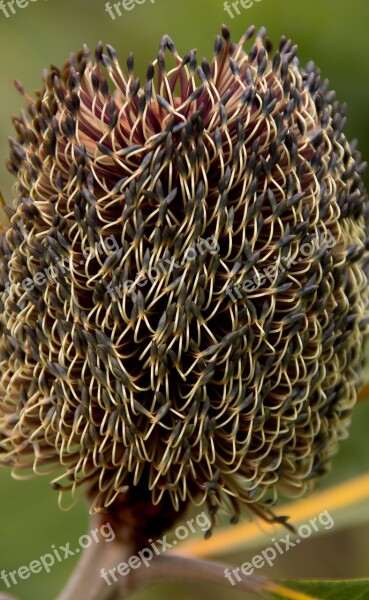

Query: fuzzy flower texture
[0,26,368,539]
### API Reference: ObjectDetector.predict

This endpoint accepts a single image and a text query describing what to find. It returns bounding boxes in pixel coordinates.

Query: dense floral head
[0,25,368,536]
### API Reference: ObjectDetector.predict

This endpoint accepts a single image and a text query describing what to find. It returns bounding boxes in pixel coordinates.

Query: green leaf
[271,579,369,600]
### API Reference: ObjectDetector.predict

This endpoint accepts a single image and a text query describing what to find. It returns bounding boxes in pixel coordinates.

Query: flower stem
[56,519,268,599]
[56,516,133,600]
[130,553,267,596]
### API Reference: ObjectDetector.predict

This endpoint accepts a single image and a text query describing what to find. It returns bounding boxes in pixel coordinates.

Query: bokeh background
[1,0,369,598]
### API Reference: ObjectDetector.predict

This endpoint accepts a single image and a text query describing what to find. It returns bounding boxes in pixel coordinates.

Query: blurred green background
[1,0,369,598]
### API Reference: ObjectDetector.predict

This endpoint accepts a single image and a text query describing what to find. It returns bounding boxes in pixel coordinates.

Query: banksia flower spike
[1,25,368,543]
